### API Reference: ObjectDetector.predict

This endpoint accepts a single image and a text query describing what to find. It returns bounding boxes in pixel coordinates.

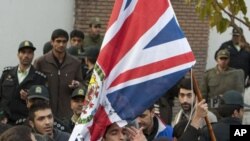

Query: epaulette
[3,66,14,72]
[205,68,214,73]
[15,118,26,125]
[54,120,66,131]
[35,70,47,78]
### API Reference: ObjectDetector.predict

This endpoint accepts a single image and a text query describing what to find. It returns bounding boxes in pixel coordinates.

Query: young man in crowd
[34,29,83,120]
[136,105,173,140]
[173,78,217,127]
[67,29,85,57]
[28,101,70,141]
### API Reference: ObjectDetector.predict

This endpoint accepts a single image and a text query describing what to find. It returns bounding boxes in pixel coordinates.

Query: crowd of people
[0,15,249,141]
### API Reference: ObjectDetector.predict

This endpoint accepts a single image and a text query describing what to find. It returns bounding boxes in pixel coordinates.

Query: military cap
[216,49,230,59]
[71,87,86,98]
[28,85,49,101]
[232,27,243,36]
[222,90,243,107]
[90,17,101,25]
[82,46,100,58]
[18,40,36,52]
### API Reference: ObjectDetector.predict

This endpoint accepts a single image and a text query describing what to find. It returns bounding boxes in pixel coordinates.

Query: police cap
[28,85,49,101]
[18,40,36,52]
[71,87,86,98]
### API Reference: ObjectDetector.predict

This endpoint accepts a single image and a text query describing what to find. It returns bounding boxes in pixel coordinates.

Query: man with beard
[136,105,173,141]
[0,40,46,125]
[28,101,69,141]
[173,78,217,127]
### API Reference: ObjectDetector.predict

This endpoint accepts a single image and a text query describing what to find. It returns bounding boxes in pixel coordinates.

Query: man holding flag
[70,0,196,140]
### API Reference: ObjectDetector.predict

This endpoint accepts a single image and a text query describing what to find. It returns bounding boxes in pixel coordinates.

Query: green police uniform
[84,17,104,48]
[201,67,244,107]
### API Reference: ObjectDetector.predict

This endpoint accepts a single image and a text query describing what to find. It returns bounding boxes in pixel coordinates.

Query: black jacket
[0,66,46,124]
[219,40,250,79]
[201,117,241,141]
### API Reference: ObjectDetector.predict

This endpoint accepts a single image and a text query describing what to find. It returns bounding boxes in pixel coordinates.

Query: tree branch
[213,0,249,28]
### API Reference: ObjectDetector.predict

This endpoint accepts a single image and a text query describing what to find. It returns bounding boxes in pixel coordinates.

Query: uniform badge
[78,89,84,95]
[6,75,13,81]
[35,86,42,94]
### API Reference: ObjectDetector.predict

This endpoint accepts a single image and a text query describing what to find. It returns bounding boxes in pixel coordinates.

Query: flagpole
[191,70,217,141]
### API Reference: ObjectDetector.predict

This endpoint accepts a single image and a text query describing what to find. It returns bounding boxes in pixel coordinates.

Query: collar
[145,117,159,141]
[71,114,80,123]
[17,65,31,74]
[220,117,242,125]
[52,51,66,67]
[215,65,229,73]
[45,51,74,68]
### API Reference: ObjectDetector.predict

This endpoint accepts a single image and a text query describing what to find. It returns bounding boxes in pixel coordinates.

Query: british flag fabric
[69,0,196,140]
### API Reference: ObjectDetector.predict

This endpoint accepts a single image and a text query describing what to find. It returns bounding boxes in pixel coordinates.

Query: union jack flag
[69,0,195,140]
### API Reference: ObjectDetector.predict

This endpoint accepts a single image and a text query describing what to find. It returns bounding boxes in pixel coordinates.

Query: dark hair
[43,41,52,54]
[51,29,69,41]
[178,78,192,90]
[0,125,33,141]
[70,29,84,39]
[86,57,98,64]
[217,104,242,117]
[28,101,51,121]
[89,23,101,28]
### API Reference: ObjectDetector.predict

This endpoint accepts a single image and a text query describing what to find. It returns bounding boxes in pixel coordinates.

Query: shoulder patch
[3,66,14,72]
[35,71,46,78]
[206,68,215,72]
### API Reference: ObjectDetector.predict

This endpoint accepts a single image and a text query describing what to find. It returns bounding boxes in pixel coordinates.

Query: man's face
[136,109,154,134]
[70,96,84,116]
[51,37,68,54]
[216,57,229,69]
[17,48,34,66]
[178,88,195,113]
[30,109,54,137]
[102,123,127,141]
[70,37,83,47]
[90,24,101,36]
[232,34,241,45]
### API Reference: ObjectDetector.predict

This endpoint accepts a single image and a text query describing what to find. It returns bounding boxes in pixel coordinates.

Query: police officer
[83,46,100,85]
[84,17,104,49]
[64,87,86,132]
[0,40,46,125]
[201,49,245,108]
[217,27,250,87]
[15,85,70,132]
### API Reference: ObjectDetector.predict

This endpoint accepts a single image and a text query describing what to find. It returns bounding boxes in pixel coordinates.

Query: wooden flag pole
[191,70,217,141]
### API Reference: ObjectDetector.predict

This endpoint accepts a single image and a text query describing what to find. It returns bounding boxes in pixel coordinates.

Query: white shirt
[17,66,31,84]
